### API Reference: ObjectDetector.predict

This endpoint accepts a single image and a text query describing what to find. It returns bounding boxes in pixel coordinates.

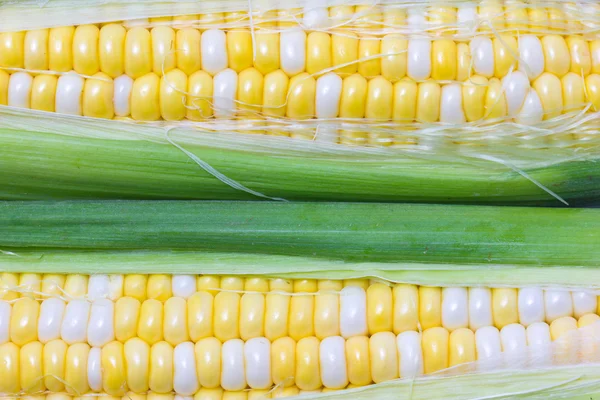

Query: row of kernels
[0,1,594,61]
[0,273,222,302]
[0,277,338,346]
[0,337,342,394]
[4,67,600,130]
[433,287,598,331]
[406,34,598,83]
[0,274,289,302]
[424,316,593,374]
[1,316,595,396]
[0,25,247,77]
[1,276,598,348]
[2,20,600,82]
[0,24,335,79]
[22,389,339,400]
[0,273,88,300]
[2,273,599,334]
[16,389,338,400]
[265,285,598,339]
[0,387,371,400]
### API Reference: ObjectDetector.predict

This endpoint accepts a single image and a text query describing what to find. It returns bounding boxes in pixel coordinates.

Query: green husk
[295,365,600,399]
[1,108,600,205]
[1,201,600,288]
[3,249,600,288]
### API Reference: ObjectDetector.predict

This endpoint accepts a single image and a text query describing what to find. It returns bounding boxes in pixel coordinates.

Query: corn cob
[0,272,598,397]
[1,1,600,204]
[0,201,599,398]
[1,2,600,145]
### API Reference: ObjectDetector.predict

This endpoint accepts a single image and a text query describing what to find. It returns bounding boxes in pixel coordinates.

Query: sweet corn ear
[1,2,600,147]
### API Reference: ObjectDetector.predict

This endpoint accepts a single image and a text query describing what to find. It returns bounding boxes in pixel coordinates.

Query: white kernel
[516,88,544,125]
[544,290,573,323]
[38,297,66,343]
[280,29,307,76]
[201,29,228,76]
[407,39,431,81]
[55,72,85,115]
[440,85,466,124]
[315,72,342,119]
[87,347,103,392]
[174,342,199,395]
[396,330,423,378]
[244,337,272,389]
[572,291,597,319]
[502,70,530,116]
[221,339,246,391]
[469,287,493,330]
[470,36,494,78]
[172,275,197,299]
[113,75,134,117]
[87,298,115,347]
[8,72,33,108]
[61,299,91,344]
[319,336,347,389]
[475,326,501,369]
[213,68,238,118]
[340,286,368,338]
[518,35,545,80]
[518,287,545,326]
[0,301,11,344]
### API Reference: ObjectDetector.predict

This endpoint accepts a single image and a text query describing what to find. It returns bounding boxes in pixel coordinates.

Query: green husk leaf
[294,365,600,399]
[3,250,600,289]
[1,108,600,205]
[1,201,599,288]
